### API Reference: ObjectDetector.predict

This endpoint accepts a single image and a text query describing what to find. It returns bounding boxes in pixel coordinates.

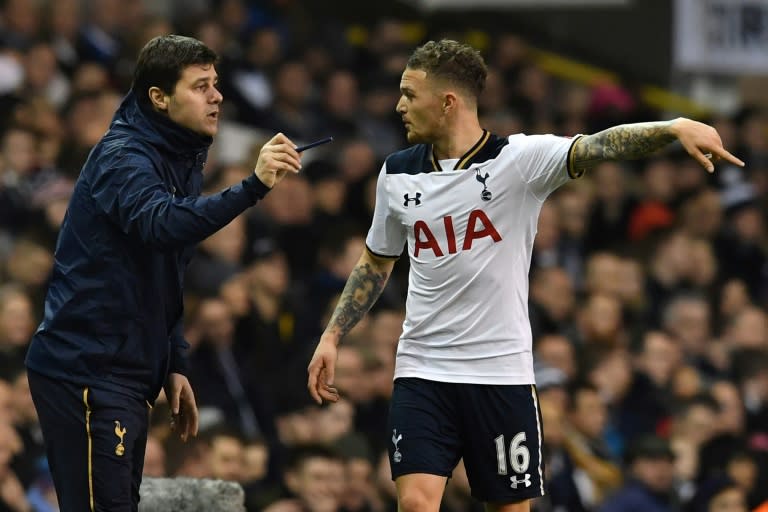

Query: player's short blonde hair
[407,39,487,101]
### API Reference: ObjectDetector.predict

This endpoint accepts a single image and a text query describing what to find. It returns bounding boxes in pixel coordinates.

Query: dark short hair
[285,444,342,472]
[566,380,600,411]
[132,34,218,103]
[407,39,487,101]
[623,435,674,466]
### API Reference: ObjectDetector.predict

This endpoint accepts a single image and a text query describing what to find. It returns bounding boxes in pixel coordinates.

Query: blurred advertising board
[674,0,768,74]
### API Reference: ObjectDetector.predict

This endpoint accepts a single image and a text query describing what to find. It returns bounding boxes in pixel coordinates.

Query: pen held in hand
[296,136,334,153]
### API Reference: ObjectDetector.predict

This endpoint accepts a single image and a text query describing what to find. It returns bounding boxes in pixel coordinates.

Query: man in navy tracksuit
[25,35,302,511]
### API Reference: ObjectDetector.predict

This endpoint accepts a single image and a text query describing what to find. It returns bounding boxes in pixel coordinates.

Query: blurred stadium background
[0,0,767,511]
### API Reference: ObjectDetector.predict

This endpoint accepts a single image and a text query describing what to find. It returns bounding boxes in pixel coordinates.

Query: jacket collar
[112,89,213,157]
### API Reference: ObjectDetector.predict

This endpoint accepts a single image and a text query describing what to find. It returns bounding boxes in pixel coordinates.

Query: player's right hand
[254,132,301,188]
[307,338,340,404]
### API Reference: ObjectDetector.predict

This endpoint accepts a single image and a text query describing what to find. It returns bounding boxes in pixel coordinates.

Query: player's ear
[443,92,458,114]
[148,86,169,111]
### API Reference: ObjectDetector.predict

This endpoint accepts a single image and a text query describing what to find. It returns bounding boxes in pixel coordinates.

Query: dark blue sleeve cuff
[169,337,190,376]
[243,174,272,201]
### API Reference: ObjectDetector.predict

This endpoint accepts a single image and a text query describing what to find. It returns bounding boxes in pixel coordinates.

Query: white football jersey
[366,131,581,385]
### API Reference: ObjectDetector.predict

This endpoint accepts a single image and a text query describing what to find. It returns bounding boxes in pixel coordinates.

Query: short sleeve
[365,164,406,258]
[517,134,582,201]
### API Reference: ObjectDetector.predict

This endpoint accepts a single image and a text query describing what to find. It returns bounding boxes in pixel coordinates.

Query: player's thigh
[387,378,462,480]
[395,473,448,512]
[459,384,544,504]
[87,387,149,512]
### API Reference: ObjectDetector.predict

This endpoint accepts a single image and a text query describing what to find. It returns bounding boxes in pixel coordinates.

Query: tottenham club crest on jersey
[475,167,492,201]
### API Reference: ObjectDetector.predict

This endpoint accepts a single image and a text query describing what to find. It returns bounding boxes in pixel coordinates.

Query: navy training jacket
[26,90,271,402]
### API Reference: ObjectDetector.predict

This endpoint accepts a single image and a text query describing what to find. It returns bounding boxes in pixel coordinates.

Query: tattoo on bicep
[328,262,389,338]
[571,121,677,175]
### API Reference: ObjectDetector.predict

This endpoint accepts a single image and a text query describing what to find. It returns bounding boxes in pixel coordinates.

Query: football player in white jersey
[307,39,743,512]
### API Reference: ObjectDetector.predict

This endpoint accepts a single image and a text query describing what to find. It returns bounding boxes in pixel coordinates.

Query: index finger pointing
[713,147,745,167]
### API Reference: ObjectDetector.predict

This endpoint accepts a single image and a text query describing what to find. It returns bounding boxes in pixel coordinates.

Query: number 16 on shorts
[495,432,532,489]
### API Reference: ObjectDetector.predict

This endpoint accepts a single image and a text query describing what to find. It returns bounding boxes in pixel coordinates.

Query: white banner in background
[674,0,768,74]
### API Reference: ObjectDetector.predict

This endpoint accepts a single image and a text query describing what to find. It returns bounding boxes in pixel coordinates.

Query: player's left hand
[671,117,744,172]
[164,373,199,442]
[307,338,340,404]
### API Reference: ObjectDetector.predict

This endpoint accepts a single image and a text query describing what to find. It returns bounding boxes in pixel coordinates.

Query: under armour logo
[510,473,531,489]
[392,429,403,463]
[476,169,492,201]
[404,192,422,207]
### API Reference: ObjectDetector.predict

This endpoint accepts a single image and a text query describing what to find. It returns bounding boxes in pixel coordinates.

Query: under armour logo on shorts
[510,474,531,489]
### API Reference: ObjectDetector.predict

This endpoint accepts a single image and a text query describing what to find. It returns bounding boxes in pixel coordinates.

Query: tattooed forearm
[326,261,390,340]
[571,121,678,176]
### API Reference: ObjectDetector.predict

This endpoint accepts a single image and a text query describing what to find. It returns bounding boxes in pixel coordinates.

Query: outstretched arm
[91,133,300,251]
[307,248,396,404]
[570,118,744,176]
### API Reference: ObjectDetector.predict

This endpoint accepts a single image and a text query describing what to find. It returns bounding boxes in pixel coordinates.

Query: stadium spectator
[598,435,678,512]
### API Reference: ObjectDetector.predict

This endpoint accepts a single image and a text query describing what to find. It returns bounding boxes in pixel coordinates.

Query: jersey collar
[430,129,491,172]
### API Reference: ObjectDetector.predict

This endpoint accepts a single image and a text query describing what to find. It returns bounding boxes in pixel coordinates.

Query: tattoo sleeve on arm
[570,120,677,176]
[326,261,390,339]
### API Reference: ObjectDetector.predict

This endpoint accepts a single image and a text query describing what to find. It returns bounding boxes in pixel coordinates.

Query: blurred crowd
[1,1,768,511]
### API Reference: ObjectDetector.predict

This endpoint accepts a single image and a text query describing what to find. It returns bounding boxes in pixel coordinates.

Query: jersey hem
[393,368,535,386]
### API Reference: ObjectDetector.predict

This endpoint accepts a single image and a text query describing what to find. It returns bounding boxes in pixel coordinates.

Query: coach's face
[154,63,223,137]
[396,68,446,144]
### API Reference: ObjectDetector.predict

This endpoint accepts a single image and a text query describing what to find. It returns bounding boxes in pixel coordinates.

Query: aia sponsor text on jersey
[413,209,502,257]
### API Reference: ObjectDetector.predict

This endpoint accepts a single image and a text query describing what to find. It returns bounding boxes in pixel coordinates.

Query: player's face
[166,63,222,137]
[396,67,446,144]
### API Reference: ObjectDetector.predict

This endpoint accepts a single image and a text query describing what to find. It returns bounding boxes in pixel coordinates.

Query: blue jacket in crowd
[598,481,678,512]
[26,90,270,402]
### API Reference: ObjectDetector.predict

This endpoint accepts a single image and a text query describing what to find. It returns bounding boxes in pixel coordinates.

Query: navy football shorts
[387,377,545,503]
